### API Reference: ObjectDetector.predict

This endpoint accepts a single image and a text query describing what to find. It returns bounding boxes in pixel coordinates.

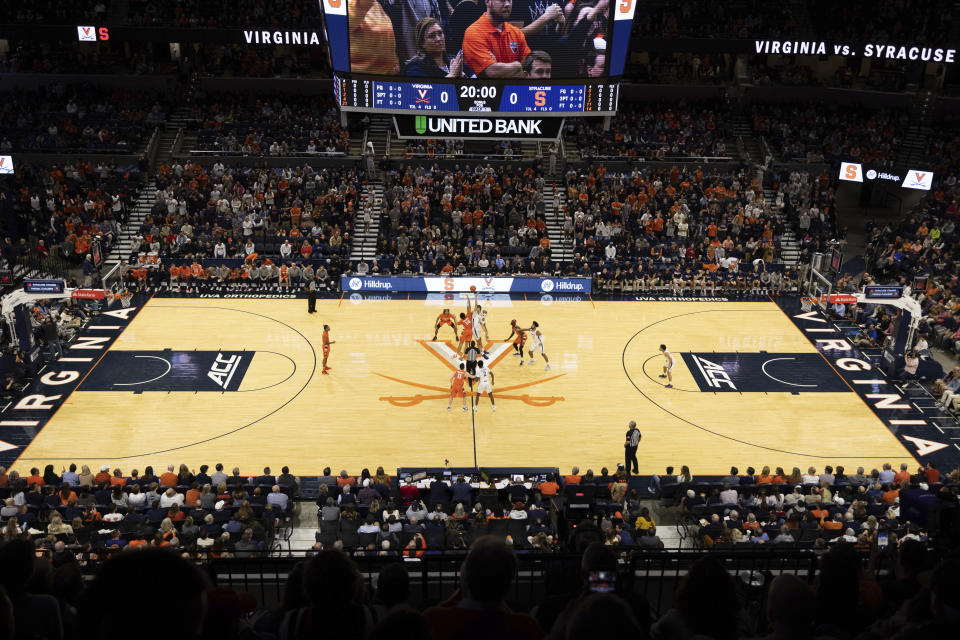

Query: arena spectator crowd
[125,0,324,28]
[370,163,555,277]
[187,92,349,155]
[571,101,728,160]
[559,164,838,291]
[113,160,363,291]
[1,458,958,639]
[0,0,106,24]
[0,39,166,75]
[0,84,169,153]
[632,0,798,39]
[752,103,908,165]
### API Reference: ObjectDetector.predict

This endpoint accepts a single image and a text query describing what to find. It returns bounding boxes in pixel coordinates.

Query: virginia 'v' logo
[374,340,566,407]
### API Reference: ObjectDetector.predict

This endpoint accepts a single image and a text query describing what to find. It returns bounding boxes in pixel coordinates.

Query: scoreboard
[321,0,637,117]
[334,77,619,115]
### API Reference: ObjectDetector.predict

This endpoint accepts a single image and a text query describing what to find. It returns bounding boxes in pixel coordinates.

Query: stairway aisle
[104,124,181,266]
[349,180,384,264]
[543,183,572,263]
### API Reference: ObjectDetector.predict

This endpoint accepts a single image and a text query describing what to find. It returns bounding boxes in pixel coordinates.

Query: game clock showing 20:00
[334,78,620,114]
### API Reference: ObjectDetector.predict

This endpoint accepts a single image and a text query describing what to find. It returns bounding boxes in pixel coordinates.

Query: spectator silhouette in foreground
[77,548,209,640]
[425,536,543,639]
[0,539,63,640]
[649,555,741,640]
[564,592,645,639]
[278,549,378,639]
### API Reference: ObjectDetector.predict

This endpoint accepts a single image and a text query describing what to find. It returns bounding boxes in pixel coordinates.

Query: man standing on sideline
[624,420,641,476]
[42,317,62,360]
[307,276,317,314]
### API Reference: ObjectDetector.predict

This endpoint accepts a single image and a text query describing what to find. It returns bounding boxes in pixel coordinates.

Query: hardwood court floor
[13,297,915,476]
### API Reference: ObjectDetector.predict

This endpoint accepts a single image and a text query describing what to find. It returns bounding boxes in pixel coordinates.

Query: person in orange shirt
[321,325,335,375]
[348,0,399,75]
[537,474,559,496]
[462,0,530,78]
[26,467,45,487]
[882,483,901,504]
[563,467,581,485]
[159,465,178,487]
[94,465,112,485]
[279,263,290,288]
[893,463,911,484]
[448,362,469,412]
[110,469,126,486]
[433,308,458,341]
[336,471,355,487]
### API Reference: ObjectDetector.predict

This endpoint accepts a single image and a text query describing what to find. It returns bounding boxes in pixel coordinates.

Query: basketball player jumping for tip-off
[659,344,674,388]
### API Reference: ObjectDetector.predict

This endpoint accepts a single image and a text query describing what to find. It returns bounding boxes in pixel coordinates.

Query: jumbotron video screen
[321,0,635,115]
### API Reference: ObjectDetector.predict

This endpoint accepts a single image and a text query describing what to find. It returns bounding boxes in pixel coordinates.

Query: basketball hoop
[800,297,818,312]
[118,291,134,308]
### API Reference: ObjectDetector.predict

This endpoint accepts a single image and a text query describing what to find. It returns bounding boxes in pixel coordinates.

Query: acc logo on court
[690,355,737,390]
[208,354,244,389]
[540,279,555,292]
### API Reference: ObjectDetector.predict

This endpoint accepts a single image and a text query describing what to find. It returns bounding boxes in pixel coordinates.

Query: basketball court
[2,293,927,476]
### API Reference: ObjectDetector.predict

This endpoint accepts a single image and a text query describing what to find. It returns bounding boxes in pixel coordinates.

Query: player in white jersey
[520,321,550,371]
[659,344,674,388]
[470,359,496,411]
[473,305,489,355]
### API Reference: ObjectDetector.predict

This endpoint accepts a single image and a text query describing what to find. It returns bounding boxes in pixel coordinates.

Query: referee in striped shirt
[625,421,641,476]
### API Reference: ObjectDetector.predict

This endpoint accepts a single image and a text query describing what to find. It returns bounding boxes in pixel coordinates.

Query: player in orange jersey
[505,319,526,357]
[278,263,290,289]
[448,362,469,412]
[169,263,181,291]
[189,260,203,292]
[433,308,459,341]
[456,294,475,357]
[322,325,335,374]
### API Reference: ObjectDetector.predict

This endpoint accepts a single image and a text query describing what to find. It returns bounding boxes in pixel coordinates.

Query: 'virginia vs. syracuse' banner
[340,276,591,294]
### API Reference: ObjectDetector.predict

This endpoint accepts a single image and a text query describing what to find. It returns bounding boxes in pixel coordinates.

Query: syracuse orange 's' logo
[375,339,565,407]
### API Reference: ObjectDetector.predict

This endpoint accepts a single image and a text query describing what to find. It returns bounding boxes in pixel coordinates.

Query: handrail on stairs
[145,127,161,172]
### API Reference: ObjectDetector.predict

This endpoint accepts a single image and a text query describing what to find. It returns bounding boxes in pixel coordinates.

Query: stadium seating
[0,0,105,24]
[0,85,169,152]
[188,92,348,155]
[125,0,324,28]
[570,101,729,160]
[4,460,954,556]
[369,163,556,276]
[752,103,908,164]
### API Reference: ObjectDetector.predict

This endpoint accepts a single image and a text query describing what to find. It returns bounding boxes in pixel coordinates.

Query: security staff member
[624,420,641,476]
[307,276,317,314]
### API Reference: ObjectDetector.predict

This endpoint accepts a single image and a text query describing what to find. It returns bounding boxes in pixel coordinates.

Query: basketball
[470,285,477,292]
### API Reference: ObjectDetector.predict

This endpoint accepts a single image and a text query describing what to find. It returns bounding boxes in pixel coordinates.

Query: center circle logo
[540,279,555,292]
[866,169,877,180]
[348,277,363,290]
